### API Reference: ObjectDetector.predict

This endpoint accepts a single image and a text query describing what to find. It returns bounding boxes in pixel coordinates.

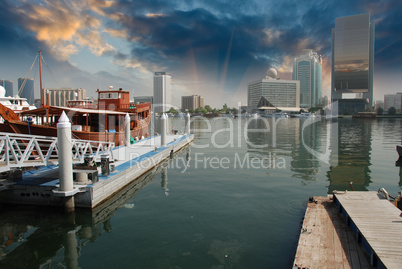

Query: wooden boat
[0,87,151,145]
[0,51,151,145]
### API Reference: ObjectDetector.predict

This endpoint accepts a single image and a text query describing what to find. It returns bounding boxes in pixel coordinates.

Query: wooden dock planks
[334,191,402,269]
[293,196,374,269]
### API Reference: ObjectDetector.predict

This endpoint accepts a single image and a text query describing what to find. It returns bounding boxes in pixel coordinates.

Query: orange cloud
[263,28,282,44]
[16,0,116,61]
[146,13,165,18]
[86,0,117,16]
[105,28,128,38]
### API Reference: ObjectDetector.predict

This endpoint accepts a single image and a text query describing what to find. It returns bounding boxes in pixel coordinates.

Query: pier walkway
[294,192,402,269]
[293,196,373,269]
[0,133,193,208]
[334,191,402,268]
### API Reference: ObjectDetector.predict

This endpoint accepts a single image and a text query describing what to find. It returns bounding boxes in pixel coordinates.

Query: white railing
[0,132,114,173]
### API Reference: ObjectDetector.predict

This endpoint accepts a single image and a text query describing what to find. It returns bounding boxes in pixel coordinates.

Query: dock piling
[161,113,167,146]
[57,111,75,212]
[186,113,190,134]
[125,113,130,146]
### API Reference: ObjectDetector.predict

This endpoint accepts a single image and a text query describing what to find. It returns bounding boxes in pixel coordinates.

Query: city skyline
[0,0,401,108]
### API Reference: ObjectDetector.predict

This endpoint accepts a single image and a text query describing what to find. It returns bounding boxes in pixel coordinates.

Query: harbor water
[1,117,402,268]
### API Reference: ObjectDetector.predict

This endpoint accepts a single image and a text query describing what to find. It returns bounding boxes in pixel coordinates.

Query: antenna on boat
[39,50,44,107]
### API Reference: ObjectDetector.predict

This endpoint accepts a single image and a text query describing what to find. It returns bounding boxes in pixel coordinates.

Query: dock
[0,133,193,209]
[294,192,402,269]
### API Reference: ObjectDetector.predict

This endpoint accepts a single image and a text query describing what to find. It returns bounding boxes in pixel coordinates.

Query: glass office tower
[293,49,322,108]
[331,14,375,109]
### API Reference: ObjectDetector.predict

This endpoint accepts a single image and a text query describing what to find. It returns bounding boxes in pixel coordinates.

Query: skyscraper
[0,80,14,97]
[153,72,171,113]
[18,78,34,105]
[293,49,322,108]
[331,14,375,112]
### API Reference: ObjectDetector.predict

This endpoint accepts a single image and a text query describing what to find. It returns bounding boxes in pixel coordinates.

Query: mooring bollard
[125,113,130,147]
[57,111,75,212]
[161,113,167,146]
[101,154,110,176]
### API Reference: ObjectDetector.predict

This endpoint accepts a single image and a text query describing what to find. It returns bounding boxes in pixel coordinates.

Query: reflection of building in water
[190,117,211,141]
[290,118,322,181]
[326,119,372,193]
[244,117,323,181]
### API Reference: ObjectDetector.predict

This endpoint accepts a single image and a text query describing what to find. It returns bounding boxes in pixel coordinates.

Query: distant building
[0,80,14,97]
[293,49,322,108]
[134,96,154,110]
[17,78,34,105]
[374,100,383,109]
[153,72,171,113]
[248,68,300,110]
[44,88,86,107]
[34,98,41,109]
[181,95,204,111]
[384,93,402,111]
[331,14,375,114]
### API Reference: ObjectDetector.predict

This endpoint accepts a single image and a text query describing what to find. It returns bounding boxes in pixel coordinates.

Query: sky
[0,0,401,108]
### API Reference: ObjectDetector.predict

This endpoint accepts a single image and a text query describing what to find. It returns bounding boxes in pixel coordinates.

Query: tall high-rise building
[248,68,300,109]
[153,72,171,113]
[181,95,204,111]
[331,14,375,112]
[0,80,14,97]
[18,78,34,105]
[293,49,322,108]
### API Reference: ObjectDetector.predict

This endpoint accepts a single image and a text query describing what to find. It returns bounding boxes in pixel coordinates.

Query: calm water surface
[1,117,402,268]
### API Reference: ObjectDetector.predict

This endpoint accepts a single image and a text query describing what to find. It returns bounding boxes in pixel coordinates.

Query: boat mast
[39,50,44,108]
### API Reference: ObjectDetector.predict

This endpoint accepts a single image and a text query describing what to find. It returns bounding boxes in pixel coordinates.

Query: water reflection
[290,118,322,181]
[161,167,169,196]
[0,153,182,268]
[244,117,375,192]
[245,118,323,181]
[327,119,372,192]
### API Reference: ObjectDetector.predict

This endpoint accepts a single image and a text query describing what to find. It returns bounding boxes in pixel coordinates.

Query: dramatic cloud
[14,0,116,60]
[1,0,401,106]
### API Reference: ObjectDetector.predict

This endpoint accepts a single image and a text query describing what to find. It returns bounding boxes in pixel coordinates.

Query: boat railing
[96,102,151,111]
[0,132,114,173]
